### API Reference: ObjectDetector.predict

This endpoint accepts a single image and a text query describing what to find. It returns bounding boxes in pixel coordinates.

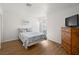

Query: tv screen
[65,15,79,27]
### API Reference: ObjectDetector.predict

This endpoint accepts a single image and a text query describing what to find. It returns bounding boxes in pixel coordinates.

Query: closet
[0,15,2,48]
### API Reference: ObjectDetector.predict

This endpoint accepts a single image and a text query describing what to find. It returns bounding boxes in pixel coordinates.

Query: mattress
[19,32,46,47]
[20,32,44,38]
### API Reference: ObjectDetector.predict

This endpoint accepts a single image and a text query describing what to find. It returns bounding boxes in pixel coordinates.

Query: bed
[18,28,46,48]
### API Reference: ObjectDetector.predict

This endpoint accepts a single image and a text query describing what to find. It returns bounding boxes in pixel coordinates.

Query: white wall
[2,3,48,42]
[47,4,79,43]
[2,3,79,44]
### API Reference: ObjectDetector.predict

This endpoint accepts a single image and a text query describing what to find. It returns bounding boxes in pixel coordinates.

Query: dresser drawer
[62,40,71,54]
[62,37,71,45]
[62,31,71,37]
[61,27,71,33]
[72,47,79,55]
[72,33,79,48]
[62,40,71,50]
[62,45,71,54]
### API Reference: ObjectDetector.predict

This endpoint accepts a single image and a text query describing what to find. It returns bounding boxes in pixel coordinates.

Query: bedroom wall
[47,4,79,43]
[2,3,79,44]
[2,3,48,42]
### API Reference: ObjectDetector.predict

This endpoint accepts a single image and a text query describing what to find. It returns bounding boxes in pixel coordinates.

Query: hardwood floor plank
[0,40,67,55]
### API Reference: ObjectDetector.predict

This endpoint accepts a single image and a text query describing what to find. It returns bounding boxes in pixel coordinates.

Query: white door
[0,15,2,48]
[39,17,47,34]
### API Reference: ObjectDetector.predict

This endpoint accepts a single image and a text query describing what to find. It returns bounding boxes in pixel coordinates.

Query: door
[0,15,2,48]
[39,17,47,34]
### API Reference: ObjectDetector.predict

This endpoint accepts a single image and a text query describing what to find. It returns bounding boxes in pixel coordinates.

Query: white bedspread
[21,32,44,38]
[19,32,46,48]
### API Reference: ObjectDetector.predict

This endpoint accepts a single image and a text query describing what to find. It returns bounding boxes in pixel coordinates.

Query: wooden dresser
[61,27,79,54]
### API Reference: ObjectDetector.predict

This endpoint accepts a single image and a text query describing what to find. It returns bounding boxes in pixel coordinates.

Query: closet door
[0,15,2,48]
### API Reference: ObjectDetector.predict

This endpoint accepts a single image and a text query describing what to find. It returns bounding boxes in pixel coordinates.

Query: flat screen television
[65,14,79,27]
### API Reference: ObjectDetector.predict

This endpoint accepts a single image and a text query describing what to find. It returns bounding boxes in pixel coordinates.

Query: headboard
[18,27,32,33]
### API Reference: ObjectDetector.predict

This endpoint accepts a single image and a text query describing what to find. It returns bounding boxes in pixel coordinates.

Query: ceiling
[48,3,79,12]
[1,3,79,15]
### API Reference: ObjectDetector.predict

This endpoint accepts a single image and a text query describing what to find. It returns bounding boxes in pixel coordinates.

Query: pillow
[18,28,26,33]
[18,28,32,33]
[26,28,32,32]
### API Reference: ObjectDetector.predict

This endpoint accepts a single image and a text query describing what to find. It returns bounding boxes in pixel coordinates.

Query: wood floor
[0,40,68,55]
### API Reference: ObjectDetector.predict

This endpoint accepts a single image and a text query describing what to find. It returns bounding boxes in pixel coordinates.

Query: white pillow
[18,28,26,33]
[26,28,32,32]
[18,28,32,33]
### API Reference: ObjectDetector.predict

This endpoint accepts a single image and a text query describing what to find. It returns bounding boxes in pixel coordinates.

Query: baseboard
[48,39,61,44]
[1,39,19,43]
